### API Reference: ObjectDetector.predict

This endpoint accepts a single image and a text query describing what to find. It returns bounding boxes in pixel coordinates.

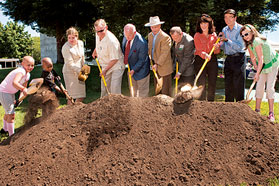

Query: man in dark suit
[122,24,150,97]
[170,26,195,86]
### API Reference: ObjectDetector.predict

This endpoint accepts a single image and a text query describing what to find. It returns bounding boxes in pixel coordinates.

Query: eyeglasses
[241,32,250,38]
[96,29,105,33]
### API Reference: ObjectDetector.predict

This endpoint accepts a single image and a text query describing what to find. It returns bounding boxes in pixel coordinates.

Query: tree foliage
[1,0,278,62]
[1,0,99,63]
[0,21,33,59]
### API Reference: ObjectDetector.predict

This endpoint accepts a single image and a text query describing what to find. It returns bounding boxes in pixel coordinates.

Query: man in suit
[122,24,150,97]
[145,16,173,96]
[170,26,195,86]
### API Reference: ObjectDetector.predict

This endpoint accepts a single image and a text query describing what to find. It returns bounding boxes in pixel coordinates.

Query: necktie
[124,40,131,65]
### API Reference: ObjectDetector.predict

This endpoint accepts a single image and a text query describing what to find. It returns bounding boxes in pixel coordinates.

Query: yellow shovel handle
[95,58,107,87]
[150,59,159,80]
[175,61,178,95]
[193,37,220,87]
[127,64,133,87]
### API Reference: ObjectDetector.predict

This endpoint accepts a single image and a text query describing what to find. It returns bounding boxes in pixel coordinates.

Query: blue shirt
[221,22,245,55]
[151,32,159,60]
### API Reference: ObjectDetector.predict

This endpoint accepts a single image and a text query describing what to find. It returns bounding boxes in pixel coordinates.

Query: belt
[227,52,245,57]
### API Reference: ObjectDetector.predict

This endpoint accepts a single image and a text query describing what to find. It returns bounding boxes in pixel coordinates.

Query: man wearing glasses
[219,9,245,102]
[92,19,125,97]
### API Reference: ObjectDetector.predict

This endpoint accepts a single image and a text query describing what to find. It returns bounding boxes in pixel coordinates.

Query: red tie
[124,40,131,65]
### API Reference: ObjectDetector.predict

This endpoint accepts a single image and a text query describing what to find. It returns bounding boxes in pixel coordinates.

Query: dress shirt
[221,22,245,55]
[151,32,159,60]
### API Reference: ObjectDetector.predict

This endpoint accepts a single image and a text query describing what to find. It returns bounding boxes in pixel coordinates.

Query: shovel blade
[239,98,252,104]
[155,77,163,95]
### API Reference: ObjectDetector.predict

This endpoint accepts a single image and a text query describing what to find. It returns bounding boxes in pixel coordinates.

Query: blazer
[148,30,173,76]
[122,32,150,81]
[171,32,195,77]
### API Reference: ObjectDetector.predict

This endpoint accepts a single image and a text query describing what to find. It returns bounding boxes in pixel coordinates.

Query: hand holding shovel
[95,58,110,95]
[150,59,163,95]
[14,78,44,108]
[240,64,265,104]
[55,76,75,104]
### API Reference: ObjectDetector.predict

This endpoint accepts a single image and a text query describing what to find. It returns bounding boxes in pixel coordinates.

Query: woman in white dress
[62,27,86,105]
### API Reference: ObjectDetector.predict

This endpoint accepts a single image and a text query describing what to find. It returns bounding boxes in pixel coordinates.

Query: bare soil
[0,94,278,186]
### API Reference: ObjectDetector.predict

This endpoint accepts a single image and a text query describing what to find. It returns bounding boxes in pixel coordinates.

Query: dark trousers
[155,73,172,97]
[194,55,218,101]
[224,53,246,102]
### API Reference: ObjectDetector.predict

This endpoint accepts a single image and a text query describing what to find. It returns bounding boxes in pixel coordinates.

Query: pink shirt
[0,67,30,94]
[194,32,220,59]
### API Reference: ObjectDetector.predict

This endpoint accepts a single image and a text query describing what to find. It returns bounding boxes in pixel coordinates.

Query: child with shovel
[240,24,279,122]
[0,56,35,136]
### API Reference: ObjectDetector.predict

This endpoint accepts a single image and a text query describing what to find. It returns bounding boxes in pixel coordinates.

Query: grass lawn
[0,64,278,130]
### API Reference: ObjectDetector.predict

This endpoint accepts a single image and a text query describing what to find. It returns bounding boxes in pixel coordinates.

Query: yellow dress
[62,40,86,99]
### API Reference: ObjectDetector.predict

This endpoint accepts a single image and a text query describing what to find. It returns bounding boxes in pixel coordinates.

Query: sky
[0,9,40,37]
[0,9,279,41]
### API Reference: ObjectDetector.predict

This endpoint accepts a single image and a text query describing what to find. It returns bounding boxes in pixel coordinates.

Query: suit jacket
[148,30,173,76]
[171,32,195,77]
[122,32,150,81]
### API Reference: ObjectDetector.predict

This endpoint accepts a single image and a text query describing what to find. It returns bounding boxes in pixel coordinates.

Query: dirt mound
[24,86,59,124]
[0,94,278,186]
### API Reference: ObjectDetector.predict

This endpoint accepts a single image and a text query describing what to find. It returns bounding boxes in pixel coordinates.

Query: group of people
[0,8,278,137]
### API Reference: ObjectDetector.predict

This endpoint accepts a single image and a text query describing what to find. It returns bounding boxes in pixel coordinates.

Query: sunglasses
[241,32,250,38]
[96,29,105,33]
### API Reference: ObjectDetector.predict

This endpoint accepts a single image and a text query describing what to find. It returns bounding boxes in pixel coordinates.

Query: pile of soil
[24,86,59,124]
[0,94,278,185]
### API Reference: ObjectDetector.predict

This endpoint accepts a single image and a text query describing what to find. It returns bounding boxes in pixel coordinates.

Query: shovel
[150,59,163,95]
[55,77,75,104]
[240,64,265,104]
[95,58,110,95]
[127,64,134,97]
[175,61,178,95]
[241,80,256,104]
[181,38,221,95]
[14,78,44,108]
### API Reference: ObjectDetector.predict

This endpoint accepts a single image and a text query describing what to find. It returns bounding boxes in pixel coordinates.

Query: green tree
[1,0,278,63]
[93,0,278,37]
[1,0,99,63]
[0,21,33,59]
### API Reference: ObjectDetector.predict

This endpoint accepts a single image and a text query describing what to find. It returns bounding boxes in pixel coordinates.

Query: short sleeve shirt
[249,37,279,73]
[96,30,124,73]
[0,66,30,94]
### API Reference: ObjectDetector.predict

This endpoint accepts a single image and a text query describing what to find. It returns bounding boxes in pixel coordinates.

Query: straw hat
[144,16,165,27]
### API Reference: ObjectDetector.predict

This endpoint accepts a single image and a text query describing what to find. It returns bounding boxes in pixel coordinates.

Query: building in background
[40,33,57,63]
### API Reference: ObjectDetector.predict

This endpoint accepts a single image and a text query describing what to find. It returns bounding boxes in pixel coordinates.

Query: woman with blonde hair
[62,27,86,105]
[240,24,279,122]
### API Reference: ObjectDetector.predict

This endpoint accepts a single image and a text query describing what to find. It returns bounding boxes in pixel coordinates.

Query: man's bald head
[124,24,136,41]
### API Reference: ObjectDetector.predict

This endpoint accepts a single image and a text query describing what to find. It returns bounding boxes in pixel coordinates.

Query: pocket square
[133,50,136,52]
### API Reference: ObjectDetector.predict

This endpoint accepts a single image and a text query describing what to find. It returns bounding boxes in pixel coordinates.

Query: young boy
[41,57,62,93]
[24,57,70,124]
[0,56,35,136]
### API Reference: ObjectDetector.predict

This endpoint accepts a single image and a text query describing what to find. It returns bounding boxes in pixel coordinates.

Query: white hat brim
[144,21,165,27]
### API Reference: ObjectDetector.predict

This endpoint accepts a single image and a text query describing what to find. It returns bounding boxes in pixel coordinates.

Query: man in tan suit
[145,16,173,96]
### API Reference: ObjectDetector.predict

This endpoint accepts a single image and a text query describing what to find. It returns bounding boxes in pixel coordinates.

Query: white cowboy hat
[144,16,165,27]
